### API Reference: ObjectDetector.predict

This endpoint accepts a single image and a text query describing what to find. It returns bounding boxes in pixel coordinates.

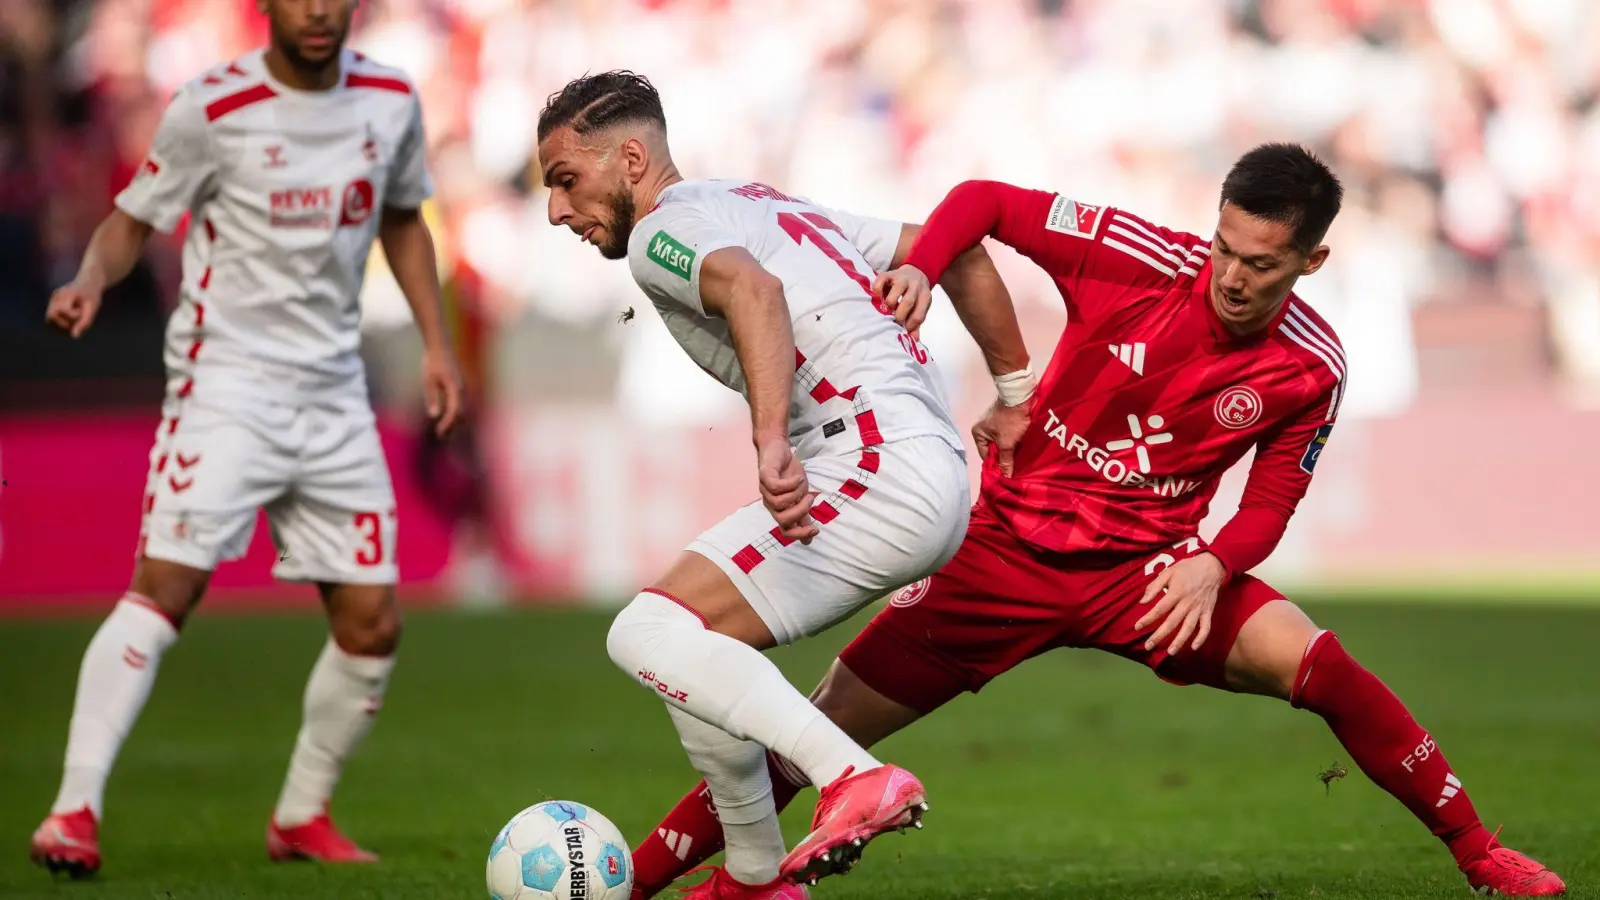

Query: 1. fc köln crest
[339,179,375,227]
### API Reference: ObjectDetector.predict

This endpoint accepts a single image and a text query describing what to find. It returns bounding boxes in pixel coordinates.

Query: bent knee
[605,605,641,670]
[331,597,403,656]
[607,592,704,670]
[129,558,211,626]
[1224,598,1320,700]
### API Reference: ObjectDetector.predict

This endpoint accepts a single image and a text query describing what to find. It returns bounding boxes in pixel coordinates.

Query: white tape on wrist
[994,367,1037,407]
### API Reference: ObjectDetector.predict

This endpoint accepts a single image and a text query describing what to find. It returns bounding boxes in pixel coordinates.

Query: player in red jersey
[626,144,1566,898]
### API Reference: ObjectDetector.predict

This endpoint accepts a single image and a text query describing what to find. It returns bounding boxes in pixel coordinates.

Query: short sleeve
[115,89,216,234]
[628,205,741,316]
[386,94,433,209]
[810,206,902,272]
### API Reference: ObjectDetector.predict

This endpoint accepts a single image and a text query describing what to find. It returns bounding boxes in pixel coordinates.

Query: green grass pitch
[1,596,1597,899]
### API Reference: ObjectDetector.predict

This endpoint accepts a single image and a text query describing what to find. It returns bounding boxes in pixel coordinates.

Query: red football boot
[267,811,378,863]
[30,806,101,878]
[673,866,808,899]
[778,764,926,887]
[1461,830,1566,896]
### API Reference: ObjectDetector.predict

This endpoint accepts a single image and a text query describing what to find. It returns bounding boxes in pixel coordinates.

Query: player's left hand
[422,347,465,438]
[1136,552,1228,655]
[873,265,933,337]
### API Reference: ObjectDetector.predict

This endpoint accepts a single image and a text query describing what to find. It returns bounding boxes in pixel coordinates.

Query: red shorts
[838,507,1285,714]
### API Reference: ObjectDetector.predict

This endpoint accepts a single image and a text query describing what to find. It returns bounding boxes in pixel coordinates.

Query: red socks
[631,631,1495,898]
[1292,631,1493,866]
[630,752,809,899]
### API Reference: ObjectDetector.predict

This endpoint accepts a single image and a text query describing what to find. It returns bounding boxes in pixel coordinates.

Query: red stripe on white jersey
[346,73,412,95]
[205,83,277,122]
[795,349,860,403]
[184,302,206,363]
[732,449,880,573]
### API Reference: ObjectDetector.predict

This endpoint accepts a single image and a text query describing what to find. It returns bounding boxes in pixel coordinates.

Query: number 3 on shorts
[354,511,385,566]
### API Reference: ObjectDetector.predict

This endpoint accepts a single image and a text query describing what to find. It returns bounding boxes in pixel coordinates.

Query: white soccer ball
[486,800,633,900]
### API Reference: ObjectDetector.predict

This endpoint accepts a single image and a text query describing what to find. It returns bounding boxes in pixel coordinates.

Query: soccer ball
[486,800,633,900]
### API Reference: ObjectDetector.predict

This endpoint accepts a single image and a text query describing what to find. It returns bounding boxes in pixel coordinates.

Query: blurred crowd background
[2,0,1599,601]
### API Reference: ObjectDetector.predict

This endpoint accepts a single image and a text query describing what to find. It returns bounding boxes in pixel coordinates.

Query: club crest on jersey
[339,179,375,227]
[1044,194,1105,239]
[1213,386,1263,430]
[1300,423,1333,474]
[889,578,931,608]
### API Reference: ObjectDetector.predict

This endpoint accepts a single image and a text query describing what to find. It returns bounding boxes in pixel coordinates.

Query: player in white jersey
[536,72,1032,898]
[30,0,463,878]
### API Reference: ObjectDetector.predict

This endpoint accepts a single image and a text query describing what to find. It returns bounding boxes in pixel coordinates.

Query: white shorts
[689,435,970,645]
[137,384,398,584]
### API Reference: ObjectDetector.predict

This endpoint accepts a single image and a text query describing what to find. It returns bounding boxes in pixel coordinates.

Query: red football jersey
[905,180,1346,566]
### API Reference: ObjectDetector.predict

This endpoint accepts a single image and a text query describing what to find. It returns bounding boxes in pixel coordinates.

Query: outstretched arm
[876,221,1037,474]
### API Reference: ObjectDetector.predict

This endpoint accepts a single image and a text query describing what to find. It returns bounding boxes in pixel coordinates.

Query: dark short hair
[537,70,666,144]
[1219,143,1344,254]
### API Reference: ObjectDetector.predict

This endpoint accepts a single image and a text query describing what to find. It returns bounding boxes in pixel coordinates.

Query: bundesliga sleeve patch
[647,230,696,281]
[1300,423,1334,474]
[1044,194,1104,239]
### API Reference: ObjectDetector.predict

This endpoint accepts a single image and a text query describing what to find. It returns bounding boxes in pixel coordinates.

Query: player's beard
[272,21,347,75]
[597,184,637,260]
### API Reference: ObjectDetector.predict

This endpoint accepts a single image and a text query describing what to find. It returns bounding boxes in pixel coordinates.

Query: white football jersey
[627,179,961,461]
[116,48,431,402]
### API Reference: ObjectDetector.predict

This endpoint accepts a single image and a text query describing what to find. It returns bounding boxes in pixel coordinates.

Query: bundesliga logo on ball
[486,801,633,900]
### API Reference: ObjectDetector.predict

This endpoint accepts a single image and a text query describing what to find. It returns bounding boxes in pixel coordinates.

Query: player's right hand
[972,397,1031,477]
[873,265,933,337]
[757,437,819,545]
[46,281,104,338]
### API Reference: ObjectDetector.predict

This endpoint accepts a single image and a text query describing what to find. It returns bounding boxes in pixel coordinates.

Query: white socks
[48,596,392,827]
[607,591,879,791]
[667,707,786,885]
[272,639,395,827]
[52,596,180,818]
